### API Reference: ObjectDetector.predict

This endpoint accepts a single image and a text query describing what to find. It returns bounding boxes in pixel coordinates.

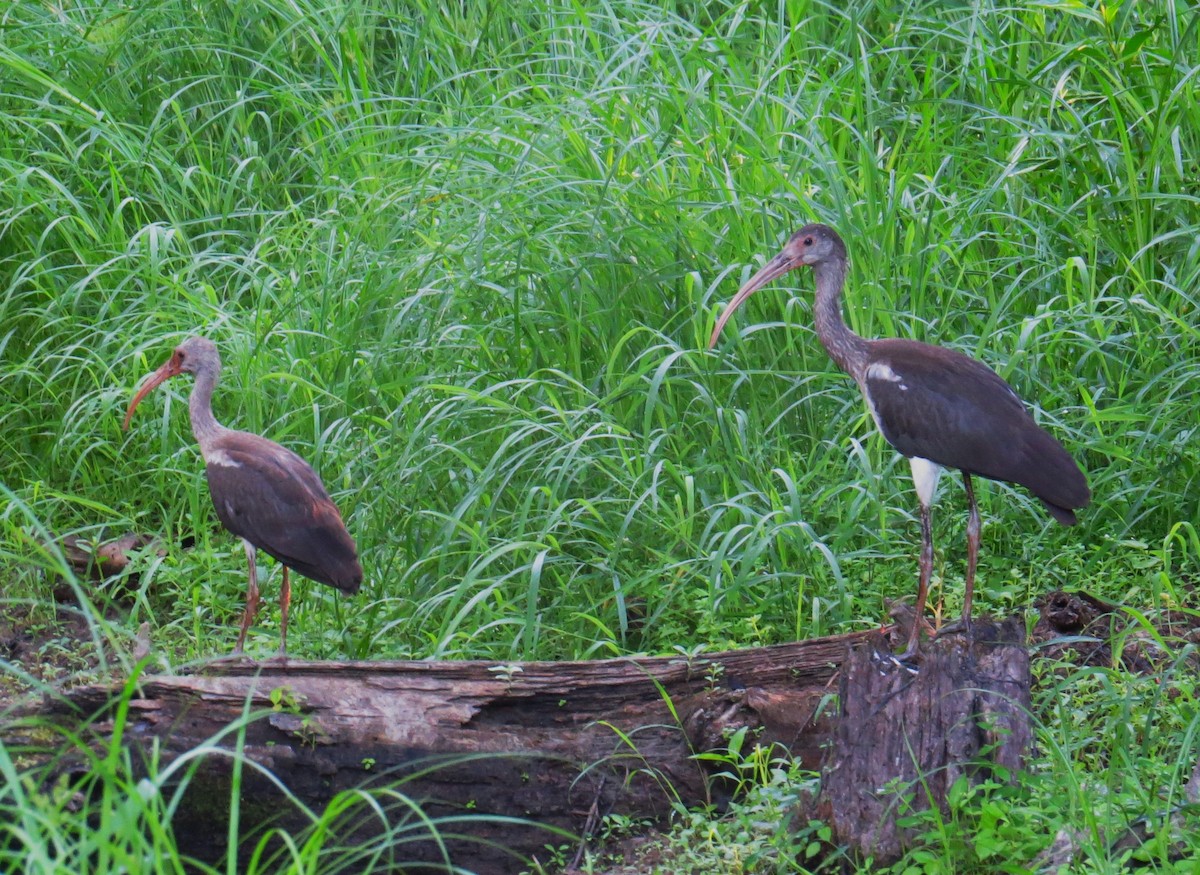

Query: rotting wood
[8,592,1193,871]
[21,634,863,875]
[814,617,1031,864]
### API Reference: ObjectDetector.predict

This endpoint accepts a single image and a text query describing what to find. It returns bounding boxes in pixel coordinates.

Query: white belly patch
[909,456,942,507]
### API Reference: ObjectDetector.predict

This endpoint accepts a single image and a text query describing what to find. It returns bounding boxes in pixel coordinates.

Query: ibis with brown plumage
[123,336,362,655]
[709,224,1089,660]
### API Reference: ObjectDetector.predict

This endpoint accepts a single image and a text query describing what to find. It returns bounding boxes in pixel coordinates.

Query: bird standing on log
[123,337,362,655]
[708,224,1089,660]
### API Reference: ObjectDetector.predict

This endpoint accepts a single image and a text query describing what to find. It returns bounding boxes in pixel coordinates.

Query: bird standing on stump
[708,224,1089,660]
[123,337,362,656]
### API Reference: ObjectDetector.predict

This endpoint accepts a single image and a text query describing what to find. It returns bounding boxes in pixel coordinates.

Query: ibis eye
[803,237,813,245]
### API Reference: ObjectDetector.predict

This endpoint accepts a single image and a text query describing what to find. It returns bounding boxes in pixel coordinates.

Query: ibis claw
[934,616,974,642]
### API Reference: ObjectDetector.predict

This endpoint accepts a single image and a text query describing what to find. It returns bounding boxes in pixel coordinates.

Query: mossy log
[10,599,1103,872]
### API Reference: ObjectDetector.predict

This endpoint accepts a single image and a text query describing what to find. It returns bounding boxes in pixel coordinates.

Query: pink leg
[936,473,980,639]
[961,473,980,626]
[234,540,261,654]
[279,566,291,656]
[898,501,934,661]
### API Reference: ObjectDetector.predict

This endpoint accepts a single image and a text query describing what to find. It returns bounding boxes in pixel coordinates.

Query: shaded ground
[1031,587,1200,671]
[0,604,106,709]
[1,530,168,711]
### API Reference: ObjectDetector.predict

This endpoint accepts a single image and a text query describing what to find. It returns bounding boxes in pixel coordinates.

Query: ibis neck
[812,258,870,381]
[188,366,228,450]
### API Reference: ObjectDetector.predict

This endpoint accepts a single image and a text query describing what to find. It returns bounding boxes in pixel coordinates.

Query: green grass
[2,0,1198,870]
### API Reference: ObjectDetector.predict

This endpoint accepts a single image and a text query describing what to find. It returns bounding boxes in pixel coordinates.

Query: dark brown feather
[864,339,1090,520]
[205,432,362,594]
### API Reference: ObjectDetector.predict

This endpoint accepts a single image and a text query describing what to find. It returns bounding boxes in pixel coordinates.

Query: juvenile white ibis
[709,224,1090,660]
[123,337,362,655]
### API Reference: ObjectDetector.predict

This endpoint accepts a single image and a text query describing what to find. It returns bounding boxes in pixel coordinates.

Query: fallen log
[23,634,865,874]
[8,593,1191,871]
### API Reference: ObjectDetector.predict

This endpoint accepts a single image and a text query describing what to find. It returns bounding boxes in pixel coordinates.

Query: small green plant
[893,775,1046,874]
[587,758,832,874]
[694,728,780,799]
[489,663,525,687]
[268,685,304,713]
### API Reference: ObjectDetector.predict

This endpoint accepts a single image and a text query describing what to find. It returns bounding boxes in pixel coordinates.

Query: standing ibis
[123,337,362,655]
[708,224,1089,660]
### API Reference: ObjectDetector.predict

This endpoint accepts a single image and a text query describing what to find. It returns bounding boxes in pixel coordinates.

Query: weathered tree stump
[817,617,1031,863]
[17,635,864,874]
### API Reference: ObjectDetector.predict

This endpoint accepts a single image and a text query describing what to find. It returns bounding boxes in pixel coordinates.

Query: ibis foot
[933,615,974,641]
[888,599,933,665]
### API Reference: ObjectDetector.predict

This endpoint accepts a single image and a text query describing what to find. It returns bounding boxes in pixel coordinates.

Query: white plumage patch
[241,539,260,586]
[205,448,243,468]
[867,361,907,391]
[909,457,942,508]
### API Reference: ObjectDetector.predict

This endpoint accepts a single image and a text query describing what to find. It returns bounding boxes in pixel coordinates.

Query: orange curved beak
[708,251,801,349]
[122,355,183,431]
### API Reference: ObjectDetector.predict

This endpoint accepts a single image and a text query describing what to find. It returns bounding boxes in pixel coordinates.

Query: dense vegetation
[1,0,1197,871]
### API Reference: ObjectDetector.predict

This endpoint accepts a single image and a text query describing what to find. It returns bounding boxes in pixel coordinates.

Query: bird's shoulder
[204,430,330,499]
[866,338,1022,405]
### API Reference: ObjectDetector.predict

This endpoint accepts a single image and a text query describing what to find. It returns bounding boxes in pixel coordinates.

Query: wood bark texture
[32,635,863,874]
[816,617,1032,863]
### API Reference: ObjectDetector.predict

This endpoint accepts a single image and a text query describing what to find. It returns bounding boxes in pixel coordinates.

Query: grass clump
[533,755,838,875]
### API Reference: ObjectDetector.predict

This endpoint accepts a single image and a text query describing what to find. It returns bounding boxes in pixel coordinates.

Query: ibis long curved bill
[123,351,185,430]
[708,251,802,349]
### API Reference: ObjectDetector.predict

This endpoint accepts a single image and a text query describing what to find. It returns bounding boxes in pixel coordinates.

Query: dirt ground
[0,603,108,709]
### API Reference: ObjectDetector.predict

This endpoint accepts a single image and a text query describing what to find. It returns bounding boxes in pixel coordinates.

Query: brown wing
[865,339,1090,523]
[205,432,362,593]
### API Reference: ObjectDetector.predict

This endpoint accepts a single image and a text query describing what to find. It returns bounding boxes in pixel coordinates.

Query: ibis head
[709,224,846,349]
[123,337,220,431]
